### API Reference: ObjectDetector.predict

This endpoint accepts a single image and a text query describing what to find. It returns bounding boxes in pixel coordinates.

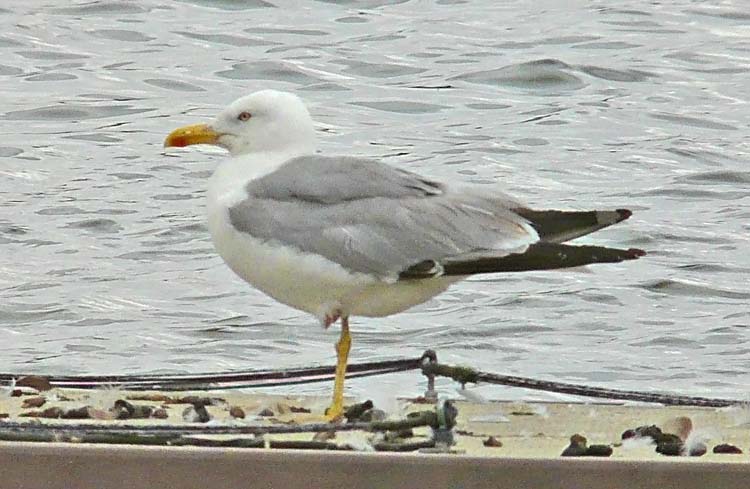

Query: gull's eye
[237,111,252,121]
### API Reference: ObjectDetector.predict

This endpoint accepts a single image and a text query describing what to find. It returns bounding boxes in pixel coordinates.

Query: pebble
[111,399,155,419]
[629,425,663,440]
[174,396,222,406]
[152,408,169,419]
[258,408,274,417]
[61,406,92,419]
[229,406,246,419]
[113,399,136,419]
[585,445,613,457]
[561,434,588,457]
[657,440,706,457]
[16,375,52,391]
[561,434,613,457]
[483,436,502,448]
[22,396,47,408]
[344,400,374,422]
[182,404,211,423]
[192,404,212,423]
[132,405,154,419]
[713,444,743,454]
[19,406,63,418]
[688,443,707,457]
[656,441,683,456]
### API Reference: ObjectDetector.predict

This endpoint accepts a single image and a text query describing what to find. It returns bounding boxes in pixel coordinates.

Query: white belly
[208,202,456,320]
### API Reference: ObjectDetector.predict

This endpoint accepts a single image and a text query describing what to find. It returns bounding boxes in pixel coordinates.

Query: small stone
[61,406,91,419]
[688,442,707,457]
[152,408,169,419]
[131,405,154,419]
[713,444,743,454]
[344,400,374,422]
[483,436,502,447]
[193,404,212,423]
[289,406,311,413]
[182,404,211,423]
[621,429,637,440]
[19,406,63,418]
[561,434,588,457]
[42,406,64,418]
[113,407,130,419]
[11,389,22,397]
[22,396,46,408]
[656,433,683,445]
[656,441,683,456]
[258,408,274,417]
[0,413,8,419]
[113,399,136,419]
[585,445,613,457]
[16,375,52,391]
[176,396,221,406]
[229,406,246,419]
[114,401,153,420]
[634,425,663,440]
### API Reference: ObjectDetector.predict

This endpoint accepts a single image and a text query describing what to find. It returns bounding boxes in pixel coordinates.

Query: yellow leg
[326,317,351,420]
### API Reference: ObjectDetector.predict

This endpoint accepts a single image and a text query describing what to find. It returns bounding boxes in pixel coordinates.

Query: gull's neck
[224,145,313,181]
[208,146,313,207]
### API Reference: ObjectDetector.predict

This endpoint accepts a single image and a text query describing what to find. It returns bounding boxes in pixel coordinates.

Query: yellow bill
[164,123,221,148]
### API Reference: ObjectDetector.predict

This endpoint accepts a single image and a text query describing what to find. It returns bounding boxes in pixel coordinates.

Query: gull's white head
[164,89,316,157]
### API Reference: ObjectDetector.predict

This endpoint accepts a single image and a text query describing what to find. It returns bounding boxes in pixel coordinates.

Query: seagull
[164,89,645,419]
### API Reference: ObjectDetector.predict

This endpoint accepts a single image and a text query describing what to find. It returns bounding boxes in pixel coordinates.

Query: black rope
[2,350,745,407]
[475,371,745,408]
[0,357,422,390]
[420,355,746,408]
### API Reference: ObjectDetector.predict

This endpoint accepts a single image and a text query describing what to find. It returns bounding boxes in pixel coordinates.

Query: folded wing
[228,155,644,280]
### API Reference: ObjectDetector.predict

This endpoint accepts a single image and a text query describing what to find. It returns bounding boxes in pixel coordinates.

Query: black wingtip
[616,208,633,222]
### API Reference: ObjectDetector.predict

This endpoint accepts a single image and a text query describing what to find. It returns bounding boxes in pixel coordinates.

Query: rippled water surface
[1,1,749,401]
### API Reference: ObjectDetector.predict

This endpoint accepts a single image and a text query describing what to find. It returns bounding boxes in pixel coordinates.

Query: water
[1,1,748,402]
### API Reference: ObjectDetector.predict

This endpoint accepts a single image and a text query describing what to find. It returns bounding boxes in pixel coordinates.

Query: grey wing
[229,193,537,278]
[231,155,535,278]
